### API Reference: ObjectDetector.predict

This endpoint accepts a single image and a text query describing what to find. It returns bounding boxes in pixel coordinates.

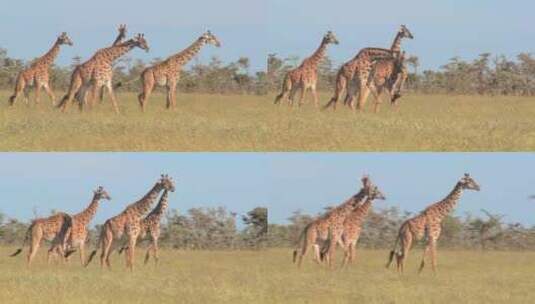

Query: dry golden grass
[1,91,534,151]
[1,247,534,303]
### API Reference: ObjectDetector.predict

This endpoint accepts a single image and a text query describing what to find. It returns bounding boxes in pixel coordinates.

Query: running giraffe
[85,175,175,270]
[366,51,408,113]
[57,33,149,114]
[274,31,339,108]
[386,173,480,273]
[321,184,386,267]
[8,32,73,106]
[53,186,111,265]
[10,212,72,266]
[292,175,373,268]
[118,189,170,265]
[323,25,413,111]
[138,31,221,111]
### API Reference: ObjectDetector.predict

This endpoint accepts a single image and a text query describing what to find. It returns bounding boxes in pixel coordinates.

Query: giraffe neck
[98,42,136,65]
[390,32,404,54]
[430,182,464,220]
[334,187,368,216]
[73,194,100,225]
[303,40,328,68]
[147,190,169,218]
[127,183,164,217]
[169,38,205,66]
[36,40,61,67]
[353,198,373,220]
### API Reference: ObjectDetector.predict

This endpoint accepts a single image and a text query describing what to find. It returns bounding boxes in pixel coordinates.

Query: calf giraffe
[8,32,73,106]
[85,175,175,270]
[328,185,386,267]
[138,31,221,111]
[55,186,111,265]
[274,31,339,108]
[386,173,480,273]
[118,189,169,265]
[323,25,413,111]
[293,175,373,268]
[57,33,149,114]
[10,212,72,266]
[366,51,408,113]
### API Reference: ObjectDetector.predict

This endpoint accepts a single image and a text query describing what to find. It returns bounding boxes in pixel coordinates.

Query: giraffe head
[57,32,74,46]
[322,31,339,45]
[131,33,150,52]
[159,174,176,192]
[459,173,481,191]
[200,30,221,47]
[368,185,386,201]
[349,174,374,207]
[94,186,112,201]
[399,25,414,40]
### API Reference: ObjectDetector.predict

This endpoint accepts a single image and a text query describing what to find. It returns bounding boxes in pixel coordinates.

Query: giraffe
[57,33,149,114]
[322,25,413,111]
[91,24,128,104]
[10,211,72,267]
[386,173,480,273]
[274,31,339,108]
[365,51,408,113]
[53,186,111,265]
[323,184,386,267]
[118,189,169,265]
[292,175,373,268]
[85,175,175,270]
[8,32,73,106]
[138,31,221,111]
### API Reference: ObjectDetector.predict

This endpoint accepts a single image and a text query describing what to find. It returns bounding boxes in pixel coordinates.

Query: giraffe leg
[323,76,346,111]
[144,244,152,265]
[27,229,42,267]
[100,229,113,269]
[297,87,306,107]
[79,243,86,267]
[8,76,26,106]
[23,86,31,105]
[169,81,177,110]
[42,83,56,106]
[398,233,413,274]
[311,85,319,108]
[418,241,432,274]
[126,236,138,271]
[430,239,438,273]
[138,70,155,112]
[59,76,82,112]
[326,230,342,269]
[105,81,120,114]
[34,84,41,105]
[357,78,371,111]
[288,86,299,107]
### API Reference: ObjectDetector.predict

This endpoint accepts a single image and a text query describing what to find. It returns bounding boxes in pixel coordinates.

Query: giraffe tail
[274,75,291,104]
[10,223,32,257]
[118,246,127,255]
[85,250,97,267]
[386,235,401,269]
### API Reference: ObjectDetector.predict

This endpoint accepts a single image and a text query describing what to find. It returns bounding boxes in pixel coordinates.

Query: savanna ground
[1,91,534,151]
[1,247,534,304]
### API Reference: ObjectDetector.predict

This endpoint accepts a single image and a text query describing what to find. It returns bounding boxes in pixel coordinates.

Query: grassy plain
[1,247,534,303]
[1,91,534,151]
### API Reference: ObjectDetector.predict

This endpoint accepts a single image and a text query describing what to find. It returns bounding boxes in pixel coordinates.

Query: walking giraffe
[10,212,72,266]
[57,33,149,114]
[52,186,111,265]
[322,25,413,111]
[85,175,175,270]
[386,173,480,273]
[8,32,73,106]
[138,31,221,111]
[365,51,408,113]
[274,31,339,108]
[320,184,386,267]
[293,175,373,268]
[118,189,170,265]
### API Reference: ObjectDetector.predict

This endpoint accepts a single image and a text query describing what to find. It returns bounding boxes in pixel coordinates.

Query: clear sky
[0,0,532,72]
[0,153,534,227]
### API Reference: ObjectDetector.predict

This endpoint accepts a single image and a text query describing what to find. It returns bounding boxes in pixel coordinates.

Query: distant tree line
[0,206,267,250]
[1,47,534,96]
[268,207,535,251]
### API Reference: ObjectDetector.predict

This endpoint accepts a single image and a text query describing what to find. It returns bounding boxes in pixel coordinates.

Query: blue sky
[0,0,532,72]
[0,153,534,227]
